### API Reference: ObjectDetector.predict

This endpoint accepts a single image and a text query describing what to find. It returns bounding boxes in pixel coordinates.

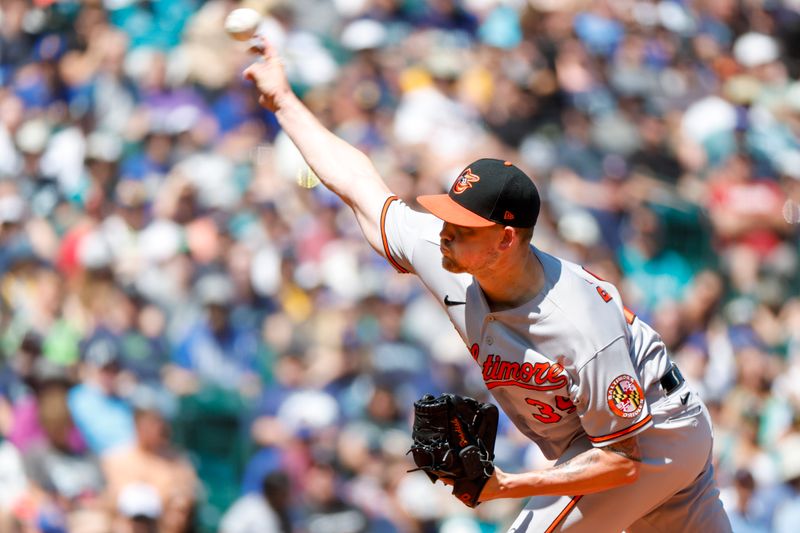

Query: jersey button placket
[485,315,495,345]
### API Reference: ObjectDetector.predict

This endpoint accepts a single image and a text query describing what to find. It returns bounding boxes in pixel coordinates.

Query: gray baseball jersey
[381,196,666,457]
[380,197,732,532]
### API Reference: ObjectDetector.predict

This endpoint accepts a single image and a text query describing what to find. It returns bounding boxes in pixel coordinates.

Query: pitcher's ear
[498,227,515,250]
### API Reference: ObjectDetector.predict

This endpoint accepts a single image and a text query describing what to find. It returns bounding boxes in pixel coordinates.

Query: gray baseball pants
[507,385,732,533]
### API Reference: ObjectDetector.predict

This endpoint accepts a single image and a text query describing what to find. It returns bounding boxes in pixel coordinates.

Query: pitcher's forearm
[273,92,391,206]
[498,449,639,499]
[481,437,642,502]
[244,39,393,255]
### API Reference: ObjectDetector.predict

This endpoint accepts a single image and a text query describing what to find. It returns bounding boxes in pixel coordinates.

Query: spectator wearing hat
[718,468,773,533]
[296,459,369,533]
[114,483,162,533]
[12,119,63,219]
[2,0,800,531]
[78,131,123,204]
[8,356,85,457]
[119,127,175,183]
[0,189,36,276]
[101,180,151,283]
[244,348,339,498]
[22,382,106,527]
[617,205,694,314]
[706,153,791,294]
[248,347,335,449]
[102,391,197,533]
[220,470,292,533]
[171,273,262,394]
[4,333,46,451]
[25,378,104,486]
[67,337,135,455]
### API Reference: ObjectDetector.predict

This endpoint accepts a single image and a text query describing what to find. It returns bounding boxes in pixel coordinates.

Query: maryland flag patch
[607,375,645,418]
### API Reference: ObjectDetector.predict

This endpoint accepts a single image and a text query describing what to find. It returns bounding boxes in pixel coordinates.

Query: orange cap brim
[416,194,495,227]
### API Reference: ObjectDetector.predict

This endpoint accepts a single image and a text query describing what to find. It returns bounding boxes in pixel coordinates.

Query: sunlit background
[1,0,800,532]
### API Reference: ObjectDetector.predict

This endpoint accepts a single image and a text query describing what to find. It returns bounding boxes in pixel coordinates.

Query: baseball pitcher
[244,39,732,532]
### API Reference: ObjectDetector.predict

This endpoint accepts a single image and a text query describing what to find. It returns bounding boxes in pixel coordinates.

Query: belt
[659,364,685,395]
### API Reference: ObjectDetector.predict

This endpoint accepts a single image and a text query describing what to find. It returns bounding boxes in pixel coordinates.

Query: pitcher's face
[439,222,503,275]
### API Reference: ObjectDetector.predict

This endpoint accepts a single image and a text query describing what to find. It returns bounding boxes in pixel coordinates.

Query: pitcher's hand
[440,466,507,503]
[243,37,293,113]
[478,466,508,502]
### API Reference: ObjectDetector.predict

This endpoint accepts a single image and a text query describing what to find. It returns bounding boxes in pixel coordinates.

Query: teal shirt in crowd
[618,246,694,312]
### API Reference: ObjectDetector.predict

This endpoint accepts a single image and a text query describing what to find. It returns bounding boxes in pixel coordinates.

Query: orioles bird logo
[452,169,480,194]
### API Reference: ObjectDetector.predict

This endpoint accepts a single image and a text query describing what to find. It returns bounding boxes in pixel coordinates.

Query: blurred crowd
[1,0,800,531]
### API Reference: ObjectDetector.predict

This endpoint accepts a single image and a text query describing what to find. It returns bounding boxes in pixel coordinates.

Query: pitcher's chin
[441,256,465,274]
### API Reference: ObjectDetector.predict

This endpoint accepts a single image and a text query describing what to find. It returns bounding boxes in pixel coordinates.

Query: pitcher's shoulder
[538,254,629,353]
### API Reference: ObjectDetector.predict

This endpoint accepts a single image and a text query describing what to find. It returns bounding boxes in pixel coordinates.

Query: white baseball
[224,8,262,42]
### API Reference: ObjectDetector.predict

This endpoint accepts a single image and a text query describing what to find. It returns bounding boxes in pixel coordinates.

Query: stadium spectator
[103,392,197,533]
[0,432,27,530]
[220,470,293,533]
[0,0,798,531]
[67,336,135,456]
[171,273,262,394]
[22,382,106,524]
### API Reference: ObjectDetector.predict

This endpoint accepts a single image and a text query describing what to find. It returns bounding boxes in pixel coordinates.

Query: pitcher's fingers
[242,63,256,81]
[257,35,278,60]
[248,39,266,55]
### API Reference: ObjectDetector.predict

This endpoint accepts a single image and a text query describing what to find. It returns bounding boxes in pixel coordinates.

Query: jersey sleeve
[571,336,653,447]
[379,196,442,274]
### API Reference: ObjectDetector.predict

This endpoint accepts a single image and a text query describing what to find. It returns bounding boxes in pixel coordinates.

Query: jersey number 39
[526,396,576,424]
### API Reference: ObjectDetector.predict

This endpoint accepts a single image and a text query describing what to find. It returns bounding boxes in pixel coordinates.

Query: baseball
[224,8,262,42]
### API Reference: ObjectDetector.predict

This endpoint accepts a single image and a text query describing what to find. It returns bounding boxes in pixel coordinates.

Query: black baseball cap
[417,158,540,228]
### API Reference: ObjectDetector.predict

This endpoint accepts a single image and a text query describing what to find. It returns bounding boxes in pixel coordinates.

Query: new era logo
[504,210,515,220]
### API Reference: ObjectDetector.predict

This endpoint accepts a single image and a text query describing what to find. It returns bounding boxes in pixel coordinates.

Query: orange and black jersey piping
[381,195,410,274]
[588,415,653,445]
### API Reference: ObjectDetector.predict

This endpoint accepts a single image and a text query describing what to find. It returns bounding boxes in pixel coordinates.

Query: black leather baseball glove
[408,393,499,508]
